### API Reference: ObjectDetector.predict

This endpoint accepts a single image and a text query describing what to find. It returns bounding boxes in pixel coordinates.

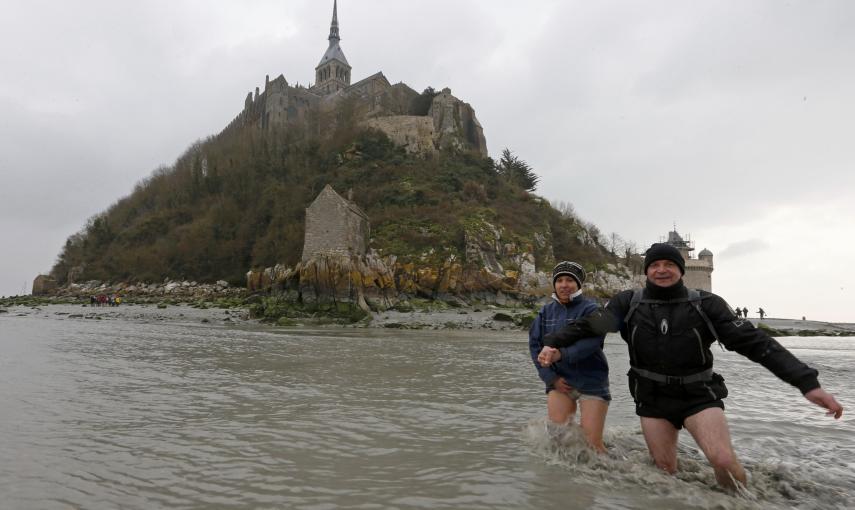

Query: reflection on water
[0,306,852,509]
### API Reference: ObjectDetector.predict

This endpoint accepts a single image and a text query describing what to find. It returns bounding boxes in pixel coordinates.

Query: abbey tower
[311,0,352,95]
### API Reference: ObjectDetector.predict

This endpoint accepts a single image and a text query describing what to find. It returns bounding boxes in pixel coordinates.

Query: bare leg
[640,417,680,473]
[684,407,747,490]
[578,399,609,453]
[547,390,577,424]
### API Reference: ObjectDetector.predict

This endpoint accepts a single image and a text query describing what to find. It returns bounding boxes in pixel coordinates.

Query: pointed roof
[310,185,368,220]
[347,71,391,90]
[329,0,340,42]
[317,0,350,68]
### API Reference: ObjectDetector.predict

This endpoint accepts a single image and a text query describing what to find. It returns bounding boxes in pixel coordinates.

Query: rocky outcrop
[358,88,490,158]
[48,279,243,301]
[429,88,488,157]
[248,217,638,308]
[250,252,397,311]
[587,264,645,297]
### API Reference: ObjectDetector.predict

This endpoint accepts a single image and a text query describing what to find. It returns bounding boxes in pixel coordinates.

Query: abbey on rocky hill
[221,0,488,157]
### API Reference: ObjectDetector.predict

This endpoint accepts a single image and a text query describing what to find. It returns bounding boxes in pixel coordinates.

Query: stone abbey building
[221,0,488,157]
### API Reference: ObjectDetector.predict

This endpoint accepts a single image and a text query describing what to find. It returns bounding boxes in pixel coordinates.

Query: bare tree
[551,200,577,220]
[624,240,638,261]
[608,232,624,255]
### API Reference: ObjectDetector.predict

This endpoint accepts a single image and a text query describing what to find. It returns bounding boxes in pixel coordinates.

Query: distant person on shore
[758,308,766,320]
[538,243,843,491]
[735,307,742,319]
[529,261,610,453]
[742,306,749,318]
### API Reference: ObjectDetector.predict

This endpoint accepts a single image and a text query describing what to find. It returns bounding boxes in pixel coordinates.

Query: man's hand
[538,346,562,367]
[804,388,844,419]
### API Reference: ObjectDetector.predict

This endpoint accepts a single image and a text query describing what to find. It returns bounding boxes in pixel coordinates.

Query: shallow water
[1,305,853,509]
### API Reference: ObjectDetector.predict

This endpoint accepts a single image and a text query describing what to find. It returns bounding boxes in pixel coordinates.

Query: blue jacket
[528,295,610,398]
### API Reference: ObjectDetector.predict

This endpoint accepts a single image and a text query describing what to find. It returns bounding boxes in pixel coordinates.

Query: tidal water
[1,305,852,509]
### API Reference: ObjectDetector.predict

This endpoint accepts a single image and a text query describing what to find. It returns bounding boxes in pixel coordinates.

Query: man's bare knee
[707,448,738,471]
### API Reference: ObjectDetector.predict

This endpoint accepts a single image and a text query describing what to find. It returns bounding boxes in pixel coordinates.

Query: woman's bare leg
[547,390,577,424]
[579,398,609,452]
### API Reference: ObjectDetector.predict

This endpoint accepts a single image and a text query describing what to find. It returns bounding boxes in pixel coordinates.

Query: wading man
[538,243,843,490]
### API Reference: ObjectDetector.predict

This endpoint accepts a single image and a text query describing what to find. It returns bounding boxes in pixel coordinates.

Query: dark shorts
[627,369,728,430]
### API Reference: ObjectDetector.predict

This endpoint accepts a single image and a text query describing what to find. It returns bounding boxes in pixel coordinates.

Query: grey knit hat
[552,261,586,288]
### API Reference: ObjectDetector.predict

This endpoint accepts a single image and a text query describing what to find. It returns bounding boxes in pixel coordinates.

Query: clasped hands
[537,346,561,367]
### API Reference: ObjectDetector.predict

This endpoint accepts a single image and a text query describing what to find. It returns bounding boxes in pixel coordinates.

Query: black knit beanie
[643,243,685,275]
[552,261,586,288]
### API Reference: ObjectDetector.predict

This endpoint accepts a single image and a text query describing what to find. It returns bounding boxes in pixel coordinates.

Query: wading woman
[528,261,610,452]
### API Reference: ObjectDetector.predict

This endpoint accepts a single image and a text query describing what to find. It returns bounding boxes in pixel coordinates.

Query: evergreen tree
[495,148,539,191]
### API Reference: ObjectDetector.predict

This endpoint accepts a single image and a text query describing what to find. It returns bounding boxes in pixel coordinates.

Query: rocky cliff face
[428,88,488,157]
[358,88,488,157]
[361,116,437,155]
[248,218,639,308]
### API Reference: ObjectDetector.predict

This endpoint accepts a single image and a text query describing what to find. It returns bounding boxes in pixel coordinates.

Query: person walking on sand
[758,308,766,320]
[742,306,749,318]
[538,243,843,491]
[529,261,610,453]
[735,307,742,319]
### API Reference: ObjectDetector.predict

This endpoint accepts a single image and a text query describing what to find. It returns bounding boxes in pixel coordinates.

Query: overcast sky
[1,0,853,321]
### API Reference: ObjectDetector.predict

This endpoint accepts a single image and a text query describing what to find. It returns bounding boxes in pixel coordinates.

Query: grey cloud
[719,239,771,259]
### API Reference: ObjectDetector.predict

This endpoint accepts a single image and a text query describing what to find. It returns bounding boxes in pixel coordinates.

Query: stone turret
[662,228,714,291]
[698,247,714,271]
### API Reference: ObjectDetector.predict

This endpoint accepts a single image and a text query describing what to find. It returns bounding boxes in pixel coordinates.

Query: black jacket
[544,281,820,394]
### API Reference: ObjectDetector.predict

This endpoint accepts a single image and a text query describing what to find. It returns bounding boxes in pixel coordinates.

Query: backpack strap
[687,289,722,347]
[623,288,644,325]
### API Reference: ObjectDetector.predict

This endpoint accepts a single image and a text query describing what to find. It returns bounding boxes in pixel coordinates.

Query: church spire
[328,0,340,43]
[313,0,351,95]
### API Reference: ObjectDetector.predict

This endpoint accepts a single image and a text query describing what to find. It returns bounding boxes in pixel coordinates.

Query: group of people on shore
[734,306,766,319]
[89,294,122,307]
[528,244,842,491]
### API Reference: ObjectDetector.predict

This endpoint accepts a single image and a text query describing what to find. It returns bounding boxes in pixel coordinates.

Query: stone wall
[32,275,58,296]
[362,116,437,155]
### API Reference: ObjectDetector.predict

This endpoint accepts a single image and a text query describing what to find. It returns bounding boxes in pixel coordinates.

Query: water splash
[523,418,853,509]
